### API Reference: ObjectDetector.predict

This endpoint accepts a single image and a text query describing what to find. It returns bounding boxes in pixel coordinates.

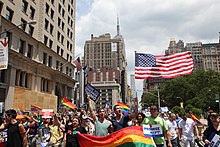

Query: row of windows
[44,35,53,49]
[21,0,36,20]
[45,3,54,20]
[57,31,64,44]
[19,39,33,59]
[45,19,54,35]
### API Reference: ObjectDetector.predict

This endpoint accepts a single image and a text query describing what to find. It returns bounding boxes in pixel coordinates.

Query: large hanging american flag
[135,51,194,79]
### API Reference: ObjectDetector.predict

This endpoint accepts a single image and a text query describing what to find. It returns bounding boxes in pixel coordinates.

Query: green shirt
[141,116,168,145]
[95,119,111,136]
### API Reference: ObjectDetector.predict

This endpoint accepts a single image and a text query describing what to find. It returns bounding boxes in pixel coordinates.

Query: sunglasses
[150,108,157,111]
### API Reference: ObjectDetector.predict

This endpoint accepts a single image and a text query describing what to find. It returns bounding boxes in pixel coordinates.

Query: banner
[85,83,100,102]
[42,109,53,118]
[77,126,155,147]
[0,38,8,70]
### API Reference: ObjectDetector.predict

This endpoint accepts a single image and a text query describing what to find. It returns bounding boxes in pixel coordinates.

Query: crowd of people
[0,96,219,147]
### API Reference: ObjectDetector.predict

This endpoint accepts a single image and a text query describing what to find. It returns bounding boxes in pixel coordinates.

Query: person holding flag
[87,95,112,136]
[111,98,138,132]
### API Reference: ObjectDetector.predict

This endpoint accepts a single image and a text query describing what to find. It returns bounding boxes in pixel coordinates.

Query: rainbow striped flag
[17,107,25,115]
[77,126,155,147]
[31,104,42,111]
[117,102,131,113]
[61,97,77,110]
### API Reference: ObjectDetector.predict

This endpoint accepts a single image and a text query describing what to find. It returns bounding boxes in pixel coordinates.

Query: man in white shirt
[166,113,179,147]
[178,112,199,147]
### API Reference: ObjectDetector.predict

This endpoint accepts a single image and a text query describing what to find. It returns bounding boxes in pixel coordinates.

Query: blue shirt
[111,114,129,132]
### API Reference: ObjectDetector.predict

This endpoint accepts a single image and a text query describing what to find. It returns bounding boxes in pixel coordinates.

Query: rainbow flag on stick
[61,97,77,109]
[77,126,155,147]
[117,102,131,113]
[17,107,25,115]
[31,104,42,111]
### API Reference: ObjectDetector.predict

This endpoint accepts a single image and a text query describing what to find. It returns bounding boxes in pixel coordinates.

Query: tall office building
[0,0,76,112]
[130,74,135,97]
[84,18,127,108]
[185,42,203,71]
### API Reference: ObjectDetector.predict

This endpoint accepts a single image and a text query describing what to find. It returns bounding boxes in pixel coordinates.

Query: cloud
[76,0,220,89]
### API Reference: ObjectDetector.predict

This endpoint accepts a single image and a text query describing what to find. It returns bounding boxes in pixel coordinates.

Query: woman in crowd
[134,112,145,126]
[203,112,220,146]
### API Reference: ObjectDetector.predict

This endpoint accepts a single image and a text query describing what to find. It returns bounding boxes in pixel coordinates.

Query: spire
[117,16,120,35]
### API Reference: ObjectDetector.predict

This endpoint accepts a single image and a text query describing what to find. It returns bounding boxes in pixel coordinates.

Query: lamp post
[0,20,37,35]
[215,94,220,113]
[176,97,184,108]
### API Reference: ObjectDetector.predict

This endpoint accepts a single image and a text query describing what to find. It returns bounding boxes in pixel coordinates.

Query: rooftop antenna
[117,15,120,35]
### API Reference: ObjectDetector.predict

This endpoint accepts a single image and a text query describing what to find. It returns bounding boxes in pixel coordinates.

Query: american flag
[73,57,81,71]
[135,51,194,79]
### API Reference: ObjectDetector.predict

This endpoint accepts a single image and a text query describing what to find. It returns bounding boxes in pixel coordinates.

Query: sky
[75,0,220,96]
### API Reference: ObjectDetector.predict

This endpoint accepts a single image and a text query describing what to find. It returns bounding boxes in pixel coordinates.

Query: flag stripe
[135,51,194,79]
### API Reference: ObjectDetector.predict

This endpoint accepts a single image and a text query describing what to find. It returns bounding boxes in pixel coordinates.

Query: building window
[30,6,35,19]
[67,53,69,61]
[66,67,69,74]
[56,60,60,70]
[58,18,61,27]
[43,52,47,65]
[60,63,63,72]
[57,31,61,41]
[45,19,49,30]
[48,56,52,67]
[62,9,65,17]
[21,0,28,13]
[20,18,27,31]
[50,9,54,20]
[44,35,48,45]
[15,70,31,88]
[61,49,64,57]
[69,68,72,76]
[41,78,50,92]
[27,44,33,58]
[0,2,3,14]
[45,3,49,15]
[50,24,53,35]
[62,22,64,31]
[57,46,60,54]
[49,40,53,48]
[58,4,61,14]
[51,0,54,5]
[61,35,64,44]
[70,56,72,62]
[0,70,7,83]
[19,39,25,54]
[29,25,34,36]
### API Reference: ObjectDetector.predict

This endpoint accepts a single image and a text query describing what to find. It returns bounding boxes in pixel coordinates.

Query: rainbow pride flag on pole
[61,97,77,109]
[117,102,131,113]
[77,126,155,147]
[17,107,25,115]
[31,104,42,111]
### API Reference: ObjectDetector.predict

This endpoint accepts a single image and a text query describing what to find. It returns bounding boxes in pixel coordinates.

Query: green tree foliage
[158,70,220,113]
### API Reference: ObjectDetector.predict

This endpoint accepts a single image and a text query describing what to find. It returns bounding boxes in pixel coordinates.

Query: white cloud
[75,0,220,92]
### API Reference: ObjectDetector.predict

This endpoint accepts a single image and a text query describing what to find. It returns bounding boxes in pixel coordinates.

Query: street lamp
[0,20,37,35]
[176,97,184,108]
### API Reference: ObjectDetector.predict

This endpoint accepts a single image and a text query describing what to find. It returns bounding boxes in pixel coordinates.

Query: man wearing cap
[203,112,220,146]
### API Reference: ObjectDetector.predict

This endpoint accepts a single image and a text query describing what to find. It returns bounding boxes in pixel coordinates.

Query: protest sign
[143,124,163,138]
[209,134,220,147]
[85,83,100,102]
[0,38,8,70]
[42,109,53,118]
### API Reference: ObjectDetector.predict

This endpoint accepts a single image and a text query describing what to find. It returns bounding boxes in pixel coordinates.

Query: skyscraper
[84,18,127,107]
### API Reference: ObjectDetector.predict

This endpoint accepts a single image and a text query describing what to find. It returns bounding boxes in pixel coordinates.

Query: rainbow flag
[31,104,42,111]
[17,107,25,115]
[77,126,155,147]
[61,97,77,109]
[117,102,131,113]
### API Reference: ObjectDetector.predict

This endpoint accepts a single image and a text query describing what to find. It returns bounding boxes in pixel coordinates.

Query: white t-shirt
[178,118,195,140]
[166,119,178,140]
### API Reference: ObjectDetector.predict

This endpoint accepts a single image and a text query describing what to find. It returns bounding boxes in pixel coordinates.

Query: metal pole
[158,89,160,108]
